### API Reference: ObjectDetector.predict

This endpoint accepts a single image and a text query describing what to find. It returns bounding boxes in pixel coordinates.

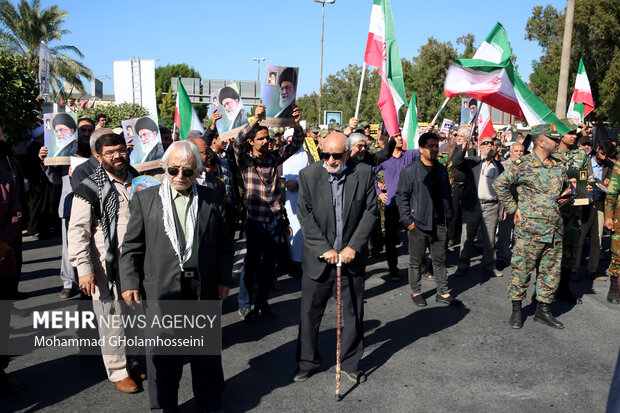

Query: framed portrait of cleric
[461,97,478,125]
[43,112,78,165]
[215,83,249,141]
[121,115,164,171]
[262,65,298,127]
[323,111,342,128]
[567,168,589,206]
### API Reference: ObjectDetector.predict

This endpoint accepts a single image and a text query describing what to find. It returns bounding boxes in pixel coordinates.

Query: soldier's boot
[608,276,619,304]
[557,269,582,304]
[508,300,523,329]
[533,303,564,329]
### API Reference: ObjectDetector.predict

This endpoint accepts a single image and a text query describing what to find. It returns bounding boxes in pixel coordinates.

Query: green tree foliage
[0,47,40,142]
[155,63,206,126]
[457,33,476,59]
[525,0,620,124]
[0,0,92,93]
[77,103,149,129]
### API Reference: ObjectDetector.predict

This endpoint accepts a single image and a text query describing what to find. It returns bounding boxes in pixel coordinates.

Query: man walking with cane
[294,131,378,386]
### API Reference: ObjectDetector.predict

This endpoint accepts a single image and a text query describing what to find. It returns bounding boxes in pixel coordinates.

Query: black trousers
[448,182,464,243]
[297,265,364,372]
[384,205,401,274]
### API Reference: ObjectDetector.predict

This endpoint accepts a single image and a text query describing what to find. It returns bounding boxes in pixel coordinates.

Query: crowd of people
[0,105,618,411]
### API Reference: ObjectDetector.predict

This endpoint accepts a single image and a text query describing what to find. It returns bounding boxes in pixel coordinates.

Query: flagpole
[431,97,450,124]
[354,63,367,119]
[467,104,480,146]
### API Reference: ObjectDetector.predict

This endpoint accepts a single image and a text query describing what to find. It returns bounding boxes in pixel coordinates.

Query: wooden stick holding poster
[431,97,451,125]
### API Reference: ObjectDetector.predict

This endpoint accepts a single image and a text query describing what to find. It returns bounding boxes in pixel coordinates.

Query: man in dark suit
[120,140,234,412]
[452,135,505,278]
[294,131,378,384]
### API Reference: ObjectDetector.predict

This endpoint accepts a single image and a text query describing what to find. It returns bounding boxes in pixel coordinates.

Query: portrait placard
[43,112,78,165]
[262,65,298,127]
[323,111,342,128]
[122,115,164,171]
[215,83,249,141]
[130,175,161,200]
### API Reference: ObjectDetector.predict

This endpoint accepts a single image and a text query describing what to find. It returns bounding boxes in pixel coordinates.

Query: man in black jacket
[395,132,462,307]
[452,136,505,278]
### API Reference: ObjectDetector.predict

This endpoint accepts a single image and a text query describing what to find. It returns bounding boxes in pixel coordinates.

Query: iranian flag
[364,0,407,137]
[476,103,495,140]
[402,92,419,149]
[174,77,204,140]
[444,22,569,134]
[567,58,594,123]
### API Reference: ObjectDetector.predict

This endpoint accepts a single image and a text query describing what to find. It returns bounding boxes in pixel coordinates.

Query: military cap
[531,123,562,140]
[218,86,239,102]
[52,113,76,130]
[278,67,297,87]
[134,117,158,133]
[319,129,329,138]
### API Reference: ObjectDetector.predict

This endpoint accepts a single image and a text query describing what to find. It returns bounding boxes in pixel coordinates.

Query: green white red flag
[476,103,495,140]
[567,58,594,123]
[174,77,204,140]
[364,0,407,137]
[444,22,569,134]
[402,92,419,149]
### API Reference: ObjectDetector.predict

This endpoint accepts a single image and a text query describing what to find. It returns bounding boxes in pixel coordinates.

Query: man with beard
[452,136,505,278]
[51,113,78,157]
[69,132,140,393]
[120,141,233,411]
[493,124,574,329]
[348,132,394,166]
[218,87,248,129]
[134,117,164,163]
[275,67,297,118]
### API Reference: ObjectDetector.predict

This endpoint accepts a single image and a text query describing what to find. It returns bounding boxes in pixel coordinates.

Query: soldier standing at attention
[493,124,574,329]
[603,160,620,305]
[552,120,588,304]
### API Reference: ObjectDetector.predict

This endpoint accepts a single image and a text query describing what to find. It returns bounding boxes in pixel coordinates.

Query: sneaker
[411,294,427,307]
[238,307,251,320]
[486,268,503,278]
[342,369,367,384]
[435,294,463,307]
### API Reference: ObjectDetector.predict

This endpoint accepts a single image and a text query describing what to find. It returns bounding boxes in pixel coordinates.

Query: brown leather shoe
[114,376,139,393]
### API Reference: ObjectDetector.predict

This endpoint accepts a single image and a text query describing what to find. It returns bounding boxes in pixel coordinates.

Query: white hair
[162,140,203,174]
[348,132,367,148]
[90,128,113,152]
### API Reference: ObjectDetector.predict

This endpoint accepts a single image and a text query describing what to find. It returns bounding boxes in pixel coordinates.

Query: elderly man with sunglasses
[120,140,233,411]
[452,135,505,278]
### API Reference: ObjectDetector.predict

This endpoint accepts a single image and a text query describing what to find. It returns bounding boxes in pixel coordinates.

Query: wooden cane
[335,253,343,401]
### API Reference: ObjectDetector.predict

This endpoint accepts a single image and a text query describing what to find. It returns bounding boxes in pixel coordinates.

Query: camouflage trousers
[608,233,620,279]
[561,206,582,270]
[508,235,562,304]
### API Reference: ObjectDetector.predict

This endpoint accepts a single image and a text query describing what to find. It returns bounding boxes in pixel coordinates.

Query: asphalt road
[4,232,619,412]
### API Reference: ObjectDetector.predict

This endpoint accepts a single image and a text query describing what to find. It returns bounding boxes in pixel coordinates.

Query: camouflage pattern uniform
[369,139,386,235]
[552,146,588,271]
[604,161,620,303]
[493,151,570,303]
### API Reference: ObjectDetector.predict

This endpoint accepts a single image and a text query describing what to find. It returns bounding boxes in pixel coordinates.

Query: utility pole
[315,0,335,123]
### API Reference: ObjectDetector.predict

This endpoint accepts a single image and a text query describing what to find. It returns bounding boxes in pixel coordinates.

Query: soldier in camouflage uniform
[603,161,620,304]
[551,119,588,304]
[493,124,573,329]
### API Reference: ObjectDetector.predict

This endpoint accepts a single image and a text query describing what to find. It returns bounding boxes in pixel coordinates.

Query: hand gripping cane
[335,253,343,401]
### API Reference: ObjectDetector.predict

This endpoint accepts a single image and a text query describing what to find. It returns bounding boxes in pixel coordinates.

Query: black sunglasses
[320,151,347,160]
[167,167,195,177]
[479,141,493,146]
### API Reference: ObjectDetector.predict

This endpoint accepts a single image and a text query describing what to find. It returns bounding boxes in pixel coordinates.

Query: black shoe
[0,371,21,395]
[453,268,466,277]
[533,303,564,329]
[258,308,278,319]
[411,294,427,307]
[557,288,582,304]
[60,288,79,299]
[271,281,283,291]
[608,277,619,304]
[342,369,366,384]
[509,301,523,329]
[435,294,463,307]
[293,367,319,382]
[244,309,257,322]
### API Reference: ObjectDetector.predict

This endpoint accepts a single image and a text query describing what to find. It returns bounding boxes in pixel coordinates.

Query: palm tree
[0,0,92,95]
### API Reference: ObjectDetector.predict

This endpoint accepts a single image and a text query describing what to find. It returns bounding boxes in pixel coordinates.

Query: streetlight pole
[253,57,265,94]
[315,0,335,124]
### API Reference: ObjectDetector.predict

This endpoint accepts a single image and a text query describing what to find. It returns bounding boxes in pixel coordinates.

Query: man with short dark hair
[96,114,107,129]
[396,132,460,307]
[234,103,304,319]
[69,132,140,393]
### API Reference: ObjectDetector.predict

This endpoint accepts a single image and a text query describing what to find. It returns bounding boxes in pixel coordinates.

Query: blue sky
[40,0,566,97]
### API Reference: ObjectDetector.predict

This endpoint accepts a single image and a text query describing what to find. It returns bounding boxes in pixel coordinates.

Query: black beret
[278,67,297,87]
[52,113,76,130]
[218,87,239,102]
[134,117,158,133]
